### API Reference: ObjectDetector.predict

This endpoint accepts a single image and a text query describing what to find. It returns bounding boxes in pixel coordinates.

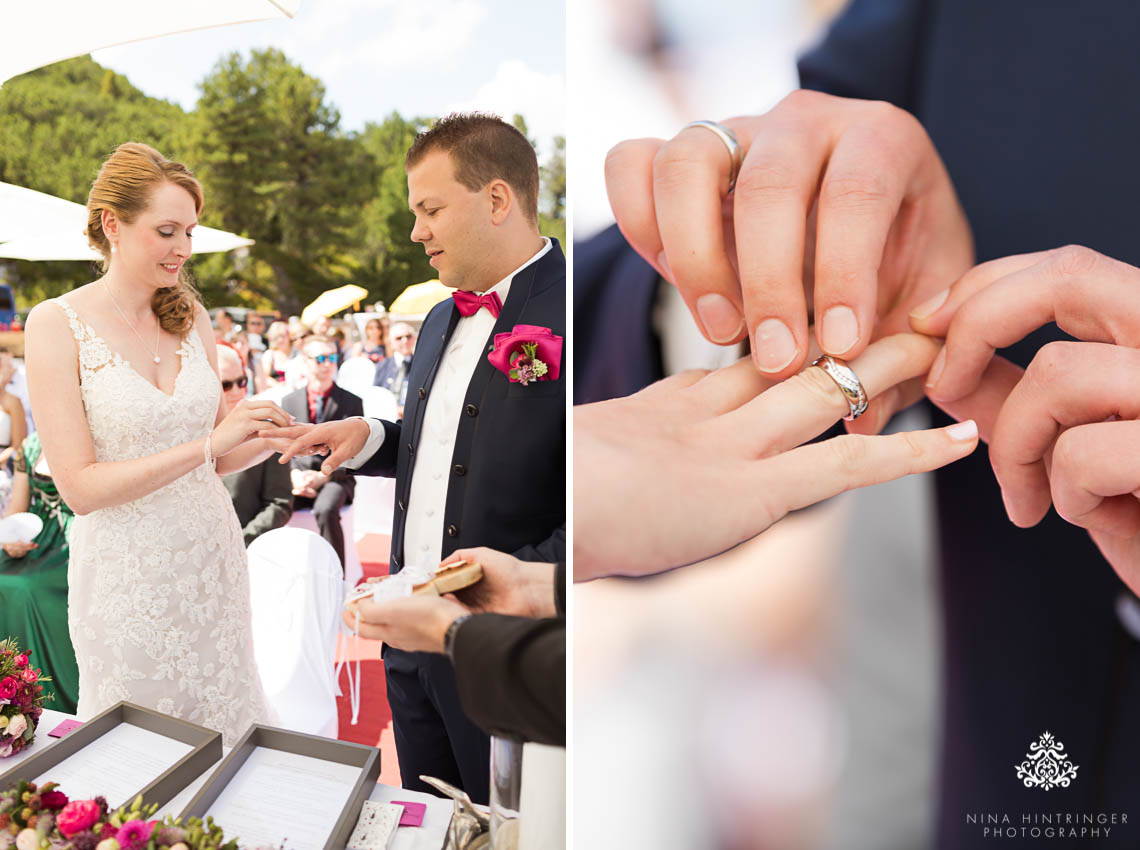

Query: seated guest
[282,336,363,569]
[351,317,387,363]
[262,321,293,388]
[373,321,416,412]
[217,344,293,545]
[0,433,78,712]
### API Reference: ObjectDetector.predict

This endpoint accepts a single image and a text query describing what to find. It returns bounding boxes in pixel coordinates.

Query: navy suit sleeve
[351,418,402,478]
[797,0,929,109]
[451,613,565,746]
[513,526,565,565]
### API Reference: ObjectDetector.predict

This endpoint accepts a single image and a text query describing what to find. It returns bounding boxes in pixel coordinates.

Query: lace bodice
[56,298,268,744]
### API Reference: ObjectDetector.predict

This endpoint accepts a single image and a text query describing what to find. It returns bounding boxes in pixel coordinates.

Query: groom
[272,113,565,802]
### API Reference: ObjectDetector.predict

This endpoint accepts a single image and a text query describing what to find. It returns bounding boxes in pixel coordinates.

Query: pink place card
[48,719,84,738]
[391,801,426,827]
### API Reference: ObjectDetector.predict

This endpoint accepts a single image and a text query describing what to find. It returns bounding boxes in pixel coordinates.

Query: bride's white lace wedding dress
[57,298,268,744]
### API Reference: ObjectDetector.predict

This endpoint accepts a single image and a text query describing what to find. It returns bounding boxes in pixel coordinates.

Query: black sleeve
[554,562,565,616]
[243,459,294,545]
[451,614,565,746]
[512,526,565,564]
[351,419,401,478]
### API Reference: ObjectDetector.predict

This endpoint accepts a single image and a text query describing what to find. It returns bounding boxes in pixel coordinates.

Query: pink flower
[488,325,563,383]
[6,713,26,738]
[115,820,155,850]
[0,678,16,700]
[13,654,27,669]
[57,800,101,838]
[20,670,35,684]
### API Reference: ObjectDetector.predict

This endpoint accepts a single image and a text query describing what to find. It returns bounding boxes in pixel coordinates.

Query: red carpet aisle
[335,532,400,786]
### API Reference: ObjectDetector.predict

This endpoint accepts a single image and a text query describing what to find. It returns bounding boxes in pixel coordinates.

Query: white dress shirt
[345,237,552,571]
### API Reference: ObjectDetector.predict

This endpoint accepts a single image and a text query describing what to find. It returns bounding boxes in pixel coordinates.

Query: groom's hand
[263,418,372,475]
[441,547,557,617]
[343,595,470,653]
[910,246,1140,586]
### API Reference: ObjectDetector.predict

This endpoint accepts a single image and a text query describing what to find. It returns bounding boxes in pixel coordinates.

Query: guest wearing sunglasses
[281,335,363,569]
[217,343,293,545]
[373,321,417,416]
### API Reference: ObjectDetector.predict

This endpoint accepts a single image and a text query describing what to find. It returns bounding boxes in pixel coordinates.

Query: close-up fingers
[732,112,830,375]
[765,419,979,517]
[605,137,668,278]
[923,246,1140,402]
[707,332,941,456]
[1050,420,1140,538]
[989,343,1140,527]
[653,124,748,344]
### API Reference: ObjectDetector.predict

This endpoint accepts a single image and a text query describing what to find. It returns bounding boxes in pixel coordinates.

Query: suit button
[447,524,458,537]
[407,443,414,455]
[418,387,426,399]
[465,403,478,417]
[398,500,404,511]
[453,464,466,476]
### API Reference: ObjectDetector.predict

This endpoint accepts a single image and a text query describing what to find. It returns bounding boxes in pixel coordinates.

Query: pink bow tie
[452,290,502,318]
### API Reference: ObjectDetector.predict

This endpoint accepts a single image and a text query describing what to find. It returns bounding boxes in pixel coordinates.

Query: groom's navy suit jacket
[578,4,1140,846]
[356,240,566,570]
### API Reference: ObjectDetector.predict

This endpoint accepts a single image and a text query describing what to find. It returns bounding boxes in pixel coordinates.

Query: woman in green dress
[0,432,78,712]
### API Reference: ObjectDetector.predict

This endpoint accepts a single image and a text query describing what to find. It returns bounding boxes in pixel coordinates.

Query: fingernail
[947,419,978,441]
[696,294,745,343]
[753,319,798,373]
[910,287,950,320]
[821,305,859,355]
[926,348,947,393]
[656,251,673,282]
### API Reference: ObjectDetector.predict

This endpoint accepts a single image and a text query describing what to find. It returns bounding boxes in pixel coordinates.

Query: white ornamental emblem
[1015,731,1079,790]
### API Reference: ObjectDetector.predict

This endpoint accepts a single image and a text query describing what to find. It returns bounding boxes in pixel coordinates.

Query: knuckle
[1049,244,1101,279]
[734,157,804,206]
[829,433,870,475]
[895,430,928,463]
[777,88,821,114]
[604,140,648,180]
[1028,340,1078,383]
[820,171,890,209]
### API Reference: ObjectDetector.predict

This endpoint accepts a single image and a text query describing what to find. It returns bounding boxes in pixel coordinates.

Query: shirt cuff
[341,417,386,469]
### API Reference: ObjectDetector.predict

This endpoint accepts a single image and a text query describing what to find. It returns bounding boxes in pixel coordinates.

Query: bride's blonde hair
[86,142,204,335]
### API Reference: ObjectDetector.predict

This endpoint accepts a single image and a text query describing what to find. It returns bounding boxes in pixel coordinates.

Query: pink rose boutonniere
[487,325,563,386]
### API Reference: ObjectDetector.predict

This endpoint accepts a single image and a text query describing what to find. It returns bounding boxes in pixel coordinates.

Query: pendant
[154,356,161,364]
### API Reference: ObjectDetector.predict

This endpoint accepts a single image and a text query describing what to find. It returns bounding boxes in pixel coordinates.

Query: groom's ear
[488,179,512,225]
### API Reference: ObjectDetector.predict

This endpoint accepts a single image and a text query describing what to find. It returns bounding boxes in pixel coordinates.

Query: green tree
[191,48,375,314]
[539,135,566,245]
[350,112,436,308]
[0,57,194,307]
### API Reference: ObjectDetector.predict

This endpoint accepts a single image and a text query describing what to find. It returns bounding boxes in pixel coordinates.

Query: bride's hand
[210,399,294,457]
[574,333,979,580]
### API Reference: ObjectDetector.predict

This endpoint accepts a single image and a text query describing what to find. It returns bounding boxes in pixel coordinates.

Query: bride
[24,143,291,743]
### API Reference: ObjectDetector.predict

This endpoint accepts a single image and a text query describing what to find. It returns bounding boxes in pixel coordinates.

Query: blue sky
[93,0,566,157]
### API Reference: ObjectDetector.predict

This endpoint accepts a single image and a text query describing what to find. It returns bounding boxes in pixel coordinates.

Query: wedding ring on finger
[682,120,744,193]
[812,354,869,421]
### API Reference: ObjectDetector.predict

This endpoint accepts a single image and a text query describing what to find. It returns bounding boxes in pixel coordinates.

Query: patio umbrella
[2,0,301,85]
[0,182,254,261]
[387,279,453,317]
[300,284,370,327]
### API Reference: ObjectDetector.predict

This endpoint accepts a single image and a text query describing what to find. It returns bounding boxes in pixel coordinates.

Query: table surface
[4,710,452,850]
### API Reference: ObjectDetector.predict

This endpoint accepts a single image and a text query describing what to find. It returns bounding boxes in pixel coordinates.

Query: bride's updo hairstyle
[86,142,204,335]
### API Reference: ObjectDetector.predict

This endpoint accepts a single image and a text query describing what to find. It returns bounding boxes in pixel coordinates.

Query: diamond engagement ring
[812,355,869,420]
[683,120,744,193]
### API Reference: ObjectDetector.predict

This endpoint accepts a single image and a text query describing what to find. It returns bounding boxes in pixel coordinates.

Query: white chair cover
[287,503,363,589]
[247,527,344,738]
[352,386,399,538]
[336,356,378,398]
[360,385,399,421]
[519,743,566,850]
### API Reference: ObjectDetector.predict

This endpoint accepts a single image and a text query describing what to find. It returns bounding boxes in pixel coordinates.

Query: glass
[221,375,248,391]
[489,735,522,849]
[311,353,338,364]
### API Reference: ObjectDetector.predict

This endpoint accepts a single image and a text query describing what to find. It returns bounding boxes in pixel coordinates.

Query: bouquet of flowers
[0,783,242,850]
[0,639,51,759]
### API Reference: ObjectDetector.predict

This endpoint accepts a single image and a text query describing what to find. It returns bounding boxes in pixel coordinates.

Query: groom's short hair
[406,112,540,225]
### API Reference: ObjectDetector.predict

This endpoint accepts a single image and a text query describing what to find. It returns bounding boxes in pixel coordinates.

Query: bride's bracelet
[204,431,216,471]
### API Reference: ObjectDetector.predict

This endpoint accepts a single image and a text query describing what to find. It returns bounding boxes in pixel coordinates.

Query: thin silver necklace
[104,279,161,364]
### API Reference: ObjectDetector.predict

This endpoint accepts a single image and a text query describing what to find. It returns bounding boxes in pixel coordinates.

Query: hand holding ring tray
[574,332,978,580]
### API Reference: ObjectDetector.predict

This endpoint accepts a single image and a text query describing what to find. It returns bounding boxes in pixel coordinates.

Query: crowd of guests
[0,303,420,714]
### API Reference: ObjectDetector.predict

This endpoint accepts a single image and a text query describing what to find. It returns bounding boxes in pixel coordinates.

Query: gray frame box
[180,725,381,850]
[0,701,222,808]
